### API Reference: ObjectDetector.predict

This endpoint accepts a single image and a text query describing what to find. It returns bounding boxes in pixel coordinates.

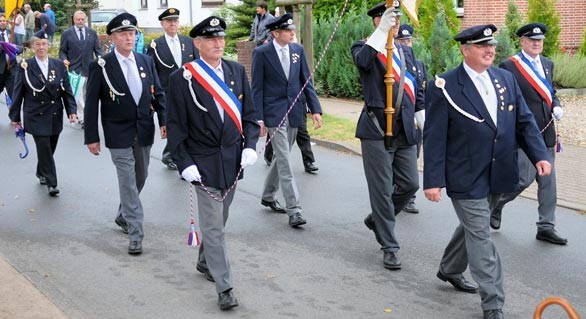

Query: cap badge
[533,27,541,34]
[169,8,175,14]
[122,19,130,26]
[484,28,492,36]
[287,19,293,25]
[210,18,219,26]
[402,29,410,36]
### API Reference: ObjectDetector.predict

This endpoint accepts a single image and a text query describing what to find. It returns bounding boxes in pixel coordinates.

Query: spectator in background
[9,8,26,45]
[59,10,103,126]
[23,4,35,43]
[34,11,56,43]
[0,14,16,98]
[248,0,273,46]
[43,4,56,44]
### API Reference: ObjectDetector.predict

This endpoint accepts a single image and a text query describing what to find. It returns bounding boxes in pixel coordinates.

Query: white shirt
[76,26,86,41]
[164,33,182,66]
[521,50,545,78]
[114,49,138,81]
[200,58,225,121]
[35,56,49,80]
[463,61,498,125]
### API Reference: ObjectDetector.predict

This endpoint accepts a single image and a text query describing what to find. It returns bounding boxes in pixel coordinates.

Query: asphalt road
[0,115,584,319]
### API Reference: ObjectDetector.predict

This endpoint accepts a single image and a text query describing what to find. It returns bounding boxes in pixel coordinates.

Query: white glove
[365,8,397,53]
[414,110,426,132]
[181,165,201,183]
[240,148,258,168]
[553,106,564,120]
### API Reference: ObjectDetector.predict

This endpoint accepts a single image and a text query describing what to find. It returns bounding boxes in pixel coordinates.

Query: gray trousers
[493,147,556,230]
[361,139,419,252]
[262,120,301,216]
[195,185,236,294]
[440,196,504,311]
[110,144,151,242]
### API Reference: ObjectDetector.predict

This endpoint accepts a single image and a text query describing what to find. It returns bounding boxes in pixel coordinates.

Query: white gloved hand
[181,165,201,183]
[414,110,426,132]
[553,106,564,120]
[365,8,397,53]
[240,148,258,168]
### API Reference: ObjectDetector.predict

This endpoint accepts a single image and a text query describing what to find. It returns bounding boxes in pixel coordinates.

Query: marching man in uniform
[166,16,260,310]
[423,24,552,319]
[490,23,567,245]
[84,13,167,255]
[146,7,198,171]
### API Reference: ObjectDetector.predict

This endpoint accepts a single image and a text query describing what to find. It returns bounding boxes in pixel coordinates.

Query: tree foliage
[494,27,516,66]
[504,0,523,52]
[313,0,380,22]
[426,12,461,77]
[220,0,276,54]
[526,0,561,57]
[416,0,459,41]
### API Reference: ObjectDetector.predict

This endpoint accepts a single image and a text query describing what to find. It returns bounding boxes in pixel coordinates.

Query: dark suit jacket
[84,52,166,148]
[39,13,56,35]
[423,64,550,199]
[59,26,103,77]
[351,41,425,145]
[146,35,198,92]
[9,57,77,136]
[499,55,560,147]
[251,41,321,128]
[167,59,260,189]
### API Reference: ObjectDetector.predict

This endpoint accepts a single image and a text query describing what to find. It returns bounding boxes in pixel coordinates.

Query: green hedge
[551,53,586,88]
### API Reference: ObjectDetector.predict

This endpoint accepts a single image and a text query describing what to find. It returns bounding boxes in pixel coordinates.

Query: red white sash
[509,54,553,108]
[185,60,243,133]
[377,51,417,104]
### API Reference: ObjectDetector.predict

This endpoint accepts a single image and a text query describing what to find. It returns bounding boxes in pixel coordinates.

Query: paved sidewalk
[318,96,586,212]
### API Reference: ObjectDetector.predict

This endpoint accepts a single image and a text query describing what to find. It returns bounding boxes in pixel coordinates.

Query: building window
[160,0,168,8]
[141,0,148,9]
[454,0,464,17]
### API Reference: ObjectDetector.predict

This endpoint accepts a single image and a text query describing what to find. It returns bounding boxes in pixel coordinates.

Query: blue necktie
[124,58,142,105]
[79,27,84,41]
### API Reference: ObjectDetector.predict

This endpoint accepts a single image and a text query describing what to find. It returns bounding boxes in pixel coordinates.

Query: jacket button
[494,139,497,143]
[492,158,496,162]
[51,101,55,104]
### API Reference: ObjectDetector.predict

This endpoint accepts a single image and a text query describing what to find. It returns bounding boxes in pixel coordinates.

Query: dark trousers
[265,113,315,165]
[33,135,60,187]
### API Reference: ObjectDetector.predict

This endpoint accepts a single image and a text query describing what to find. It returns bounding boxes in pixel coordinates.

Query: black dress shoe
[38,176,47,185]
[402,201,419,214]
[437,271,478,293]
[261,199,286,213]
[48,186,60,197]
[288,212,307,227]
[115,216,129,234]
[490,207,502,230]
[304,162,319,173]
[166,161,178,170]
[196,264,215,282]
[536,229,568,245]
[483,309,504,319]
[364,214,382,245]
[218,290,239,310]
[128,241,142,255]
[383,251,401,270]
[265,157,272,166]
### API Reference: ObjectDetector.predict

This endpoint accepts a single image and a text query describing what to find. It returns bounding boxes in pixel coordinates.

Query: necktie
[171,38,181,67]
[477,74,498,126]
[79,27,84,41]
[124,58,142,105]
[1,32,6,42]
[532,59,545,78]
[280,47,289,80]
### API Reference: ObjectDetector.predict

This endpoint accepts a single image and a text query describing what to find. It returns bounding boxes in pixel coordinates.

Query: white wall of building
[95,0,239,31]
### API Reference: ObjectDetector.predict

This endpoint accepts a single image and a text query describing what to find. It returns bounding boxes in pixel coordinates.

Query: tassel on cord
[187,185,201,247]
[556,134,562,153]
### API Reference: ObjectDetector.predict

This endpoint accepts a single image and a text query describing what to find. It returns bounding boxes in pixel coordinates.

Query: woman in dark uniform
[9,31,77,196]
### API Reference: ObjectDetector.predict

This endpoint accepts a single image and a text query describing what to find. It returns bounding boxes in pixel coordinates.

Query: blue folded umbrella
[15,124,28,159]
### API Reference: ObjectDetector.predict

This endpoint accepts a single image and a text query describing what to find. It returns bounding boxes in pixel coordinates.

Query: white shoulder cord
[97,57,125,100]
[21,61,46,95]
[150,40,174,69]
[435,75,485,123]
[182,67,208,112]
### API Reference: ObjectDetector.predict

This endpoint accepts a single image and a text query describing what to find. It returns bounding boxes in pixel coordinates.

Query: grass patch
[308,113,356,141]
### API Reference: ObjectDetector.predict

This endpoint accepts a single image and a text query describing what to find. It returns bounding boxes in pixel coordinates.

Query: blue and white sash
[509,53,554,108]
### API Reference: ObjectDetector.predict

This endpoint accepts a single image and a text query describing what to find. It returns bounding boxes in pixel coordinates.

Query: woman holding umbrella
[9,31,77,197]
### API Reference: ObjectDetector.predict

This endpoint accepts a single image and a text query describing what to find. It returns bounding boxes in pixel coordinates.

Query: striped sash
[509,53,554,108]
[377,51,417,104]
[185,60,243,133]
